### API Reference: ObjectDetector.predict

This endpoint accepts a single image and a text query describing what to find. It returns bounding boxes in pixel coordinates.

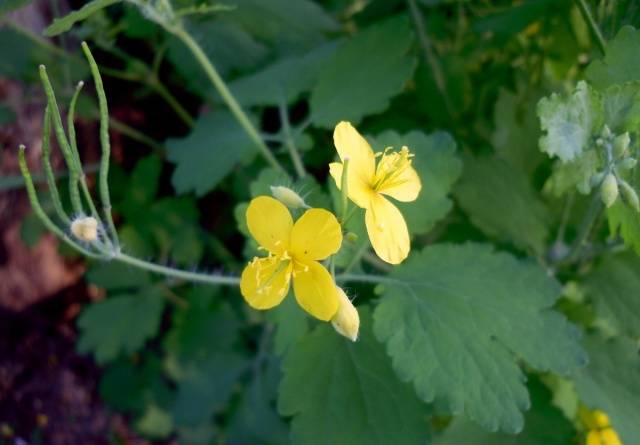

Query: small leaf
[585,252,640,337]
[369,130,462,235]
[279,307,429,445]
[78,287,165,364]
[574,334,640,445]
[373,244,587,433]
[166,112,256,196]
[310,16,416,128]
[602,82,640,133]
[44,0,121,37]
[607,198,640,254]
[455,155,551,254]
[537,81,603,162]
[586,25,640,89]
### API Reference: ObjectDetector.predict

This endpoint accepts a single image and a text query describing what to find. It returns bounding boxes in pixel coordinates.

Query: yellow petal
[329,161,375,209]
[592,411,611,428]
[290,208,342,261]
[586,431,601,445]
[292,260,338,321]
[365,194,410,264]
[601,428,622,445]
[331,286,360,341]
[246,196,293,254]
[240,256,292,310]
[333,121,376,184]
[377,163,421,202]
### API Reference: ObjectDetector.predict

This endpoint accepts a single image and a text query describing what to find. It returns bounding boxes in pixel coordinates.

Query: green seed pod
[270,186,308,209]
[600,173,619,208]
[618,157,637,170]
[619,180,640,212]
[613,132,631,158]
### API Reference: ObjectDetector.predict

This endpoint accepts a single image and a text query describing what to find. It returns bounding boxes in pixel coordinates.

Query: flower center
[372,146,414,191]
[252,253,291,297]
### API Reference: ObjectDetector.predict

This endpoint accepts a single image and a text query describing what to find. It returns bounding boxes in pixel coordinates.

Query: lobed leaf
[44,0,121,37]
[586,25,640,89]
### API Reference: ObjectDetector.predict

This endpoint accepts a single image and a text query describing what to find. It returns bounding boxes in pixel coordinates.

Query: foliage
[4,0,640,444]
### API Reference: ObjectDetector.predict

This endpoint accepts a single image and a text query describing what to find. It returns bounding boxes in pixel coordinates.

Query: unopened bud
[613,132,630,158]
[618,157,637,170]
[601,125,612,140]
[619,180,640,212]
[601,173,619,208]
[270,186,308,209]
[331,287,359,342]
[346,232,358,243]
[70,216,98,241]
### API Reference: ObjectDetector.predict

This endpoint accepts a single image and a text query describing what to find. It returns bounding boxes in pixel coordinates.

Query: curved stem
[171,27,287,175]
[557,193,604,266]
[575,0,607,54]
[278,100,306,178]
[115,252,240,286]
[150,76,195,128]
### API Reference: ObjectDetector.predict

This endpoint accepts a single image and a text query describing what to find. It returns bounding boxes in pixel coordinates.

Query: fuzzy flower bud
[270,186,308,209]
[619,180,640,212]
[70,216,98,241]
[613,132,631,158]
[601,173,619,208]
[331,287,359,342]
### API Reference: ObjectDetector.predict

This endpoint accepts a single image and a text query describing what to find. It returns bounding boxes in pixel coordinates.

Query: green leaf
[279,307,429,445]
[310,16,416,128]
[607,199,640,253]
[455,155,551,254]
[166,112,256,196]
[373,244,587,433]
[574,334,640,445]
[585,252,640,337]
[228,40,340,107]
[602,82,640,133]
[435,377,575,445]
[0,0,34,14]
[369,130,462,235]
[43,0,121,37]
[537,81,603,163]
[545,150,600,196]
[267,294,309,355]
[586,25,640,89]
[78,287,165,364]
[136,404,174,439]
[86,261,151,291]
[120,155,162,217]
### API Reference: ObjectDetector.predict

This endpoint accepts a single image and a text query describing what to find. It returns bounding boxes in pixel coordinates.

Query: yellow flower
[329,121,421,264]
[586,411,622,445]
[240,196,343,321]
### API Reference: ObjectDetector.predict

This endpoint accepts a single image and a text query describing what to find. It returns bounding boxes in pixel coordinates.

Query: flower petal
[329,162,375,209]
[290,208,342,261]
[292,260,338,321]
[246,196,293,254]
[240,256,292,310]
[333,121,375,184]
[378,163,421,202]
[365,194,410,264]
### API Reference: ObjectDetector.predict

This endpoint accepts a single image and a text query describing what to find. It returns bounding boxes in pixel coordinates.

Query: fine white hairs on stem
[70,216,99,242]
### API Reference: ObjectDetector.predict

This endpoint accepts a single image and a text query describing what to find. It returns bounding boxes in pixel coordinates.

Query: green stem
[278,100,306,178]
[67,81,86,215]
[343,240,369,274]
[115,252,240,286]
[40,106,71,225]
[81,42,120,248]
[107,116,166,153]
[558,193,604,266]
[18,146,103,259]
[575,0,607,54]
[150,76,195,128]
[171,27,287,175]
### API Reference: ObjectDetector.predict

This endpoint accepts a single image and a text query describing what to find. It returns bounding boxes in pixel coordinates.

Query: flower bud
[601,125,612,140]
[619,180,640,212]
[70,216,98,241]
[618,157,637,170]
[270,186,308,209]
[331,287,359,341]
[601,173,619,208]
[346,232,358,243]
[613,132,630,158]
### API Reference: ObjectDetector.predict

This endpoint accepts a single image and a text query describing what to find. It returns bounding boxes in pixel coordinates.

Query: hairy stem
[575,0,607,54]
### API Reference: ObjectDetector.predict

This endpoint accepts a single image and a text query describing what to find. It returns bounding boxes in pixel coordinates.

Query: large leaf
[574,334,640,445]
[602,82,640,133]
[373,244,587,433]
[455,155,551,254]
[585,252,640,337]
[78,287,165,364]
[369,130,462,235]
[537,81,603,163]
[586,25,640,89]
[607,193,640,254]
[278,307,429,445]
[44,0,121,36]
[435,377,575,445]
[310,16,416,128]
[166,112,256,196]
